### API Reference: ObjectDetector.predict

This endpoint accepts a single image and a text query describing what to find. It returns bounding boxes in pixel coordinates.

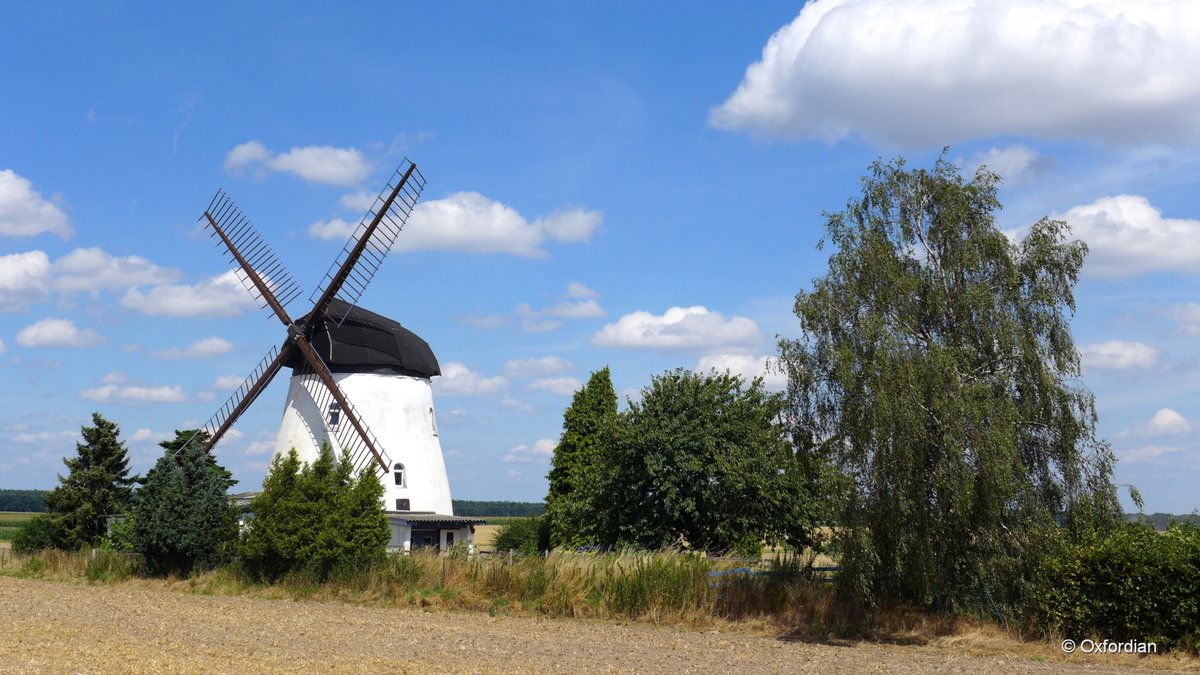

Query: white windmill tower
[178,160,483,552]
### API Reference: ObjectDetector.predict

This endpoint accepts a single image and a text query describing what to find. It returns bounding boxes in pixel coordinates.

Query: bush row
[1030,523,1200,650]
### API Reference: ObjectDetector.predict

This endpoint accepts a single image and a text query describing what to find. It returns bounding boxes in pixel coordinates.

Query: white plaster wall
[272,371,454,515]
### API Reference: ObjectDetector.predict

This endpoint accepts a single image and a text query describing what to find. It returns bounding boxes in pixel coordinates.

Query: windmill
[179,159,479,549]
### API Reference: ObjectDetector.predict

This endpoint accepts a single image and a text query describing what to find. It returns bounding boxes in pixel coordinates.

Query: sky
[2,1,1198,513]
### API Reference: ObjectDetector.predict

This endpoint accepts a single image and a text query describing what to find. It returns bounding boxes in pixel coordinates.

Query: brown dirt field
[0,576,1181,674]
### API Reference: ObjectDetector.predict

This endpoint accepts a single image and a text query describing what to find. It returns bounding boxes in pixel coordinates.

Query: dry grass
[2,547,1195,671]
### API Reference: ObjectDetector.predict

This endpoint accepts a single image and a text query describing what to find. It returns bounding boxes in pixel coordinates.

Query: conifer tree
[45,412,134,549]
[240,444,388,581]
[131,430,238,576]
[544,366,617,548]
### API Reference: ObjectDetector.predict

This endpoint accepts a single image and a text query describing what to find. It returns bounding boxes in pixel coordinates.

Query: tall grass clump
[596,551,712,619]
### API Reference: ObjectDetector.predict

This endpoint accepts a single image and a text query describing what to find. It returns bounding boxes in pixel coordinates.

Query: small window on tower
[327,402,341,429]
[429,407,438,437]
[394,462,405,487]
[395,498,410,511]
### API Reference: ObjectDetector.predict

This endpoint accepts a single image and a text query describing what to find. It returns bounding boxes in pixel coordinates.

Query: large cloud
[81,383,187,404]
[695,353,787,391]
[1054,195,1200,278]
[593,306,762,351]
[121,270,260,318]
[15,318,103,348]
[711,0,1200,146]
[53,247,181,294]
[1079,340,1159,370]
[434,362,508,396]
[310,192,602,258]
[0,170,72,239]
[224,140,372,186]
[0,250,51,310]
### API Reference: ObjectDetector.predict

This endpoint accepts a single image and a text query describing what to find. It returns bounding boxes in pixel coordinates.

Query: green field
[0,511,38,542]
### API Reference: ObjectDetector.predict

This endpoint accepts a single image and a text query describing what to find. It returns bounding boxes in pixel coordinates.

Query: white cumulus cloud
[0,169,72,239]
[224,140,372,186]
[1054,195,1200,278]
[1079,340,1159,370]
[314,192,602,258]
[152,337,233,360]
[1121,408,1192,439]
[81,383,187,404]
[695,353,787,391]
[15,318,103,348]
[711,0,1200,146]
[503,438,557,463]
[593,306,762,351]
[212,374,245,390]
[1118,445,1183,463]
[53,247,181,294]
[0,250,52,310]
[527,377,583,396]
[121,270,259,318]
[434,362,508,396]
[503,355,574,378]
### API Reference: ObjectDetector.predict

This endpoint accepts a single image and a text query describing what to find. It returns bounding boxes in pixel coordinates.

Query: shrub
[11,515,60,554]
[492,516,549,556]
[239,445,388,582]
[1031,523,1200,649]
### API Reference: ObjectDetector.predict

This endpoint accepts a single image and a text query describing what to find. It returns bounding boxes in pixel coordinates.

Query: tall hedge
[1031,523,1200,649]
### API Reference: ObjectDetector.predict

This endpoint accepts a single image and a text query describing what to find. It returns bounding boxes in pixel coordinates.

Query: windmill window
[429,407,438,437]
[394,462,406,487]
[327,402,341,429]
[395,498,410,511]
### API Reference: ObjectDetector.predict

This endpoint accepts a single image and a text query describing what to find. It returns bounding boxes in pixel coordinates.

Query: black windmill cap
[286,299,440,377]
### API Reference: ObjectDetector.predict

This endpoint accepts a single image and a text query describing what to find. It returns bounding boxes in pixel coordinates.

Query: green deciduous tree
[779,156,1120,609]
[545,367,618,548]
[131,430,238,576]
[239,445,388,581]
[592,369,819,556]
[45,412,135,549]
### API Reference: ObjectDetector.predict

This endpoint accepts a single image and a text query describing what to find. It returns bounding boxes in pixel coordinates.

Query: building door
[411,529,437,550]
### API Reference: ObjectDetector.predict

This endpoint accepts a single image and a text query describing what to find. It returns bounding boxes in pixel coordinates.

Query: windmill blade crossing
[310,159,426,325]
[203,190,304,325]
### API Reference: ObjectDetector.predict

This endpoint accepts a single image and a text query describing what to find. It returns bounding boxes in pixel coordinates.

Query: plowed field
[0,576,1164,673]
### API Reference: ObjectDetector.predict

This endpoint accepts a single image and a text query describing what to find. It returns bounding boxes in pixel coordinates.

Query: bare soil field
[0,576,1179,674]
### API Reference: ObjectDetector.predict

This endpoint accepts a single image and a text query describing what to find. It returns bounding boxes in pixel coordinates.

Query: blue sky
[2,1,1198,513]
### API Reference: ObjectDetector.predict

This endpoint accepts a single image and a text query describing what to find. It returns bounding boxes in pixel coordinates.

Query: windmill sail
[176,343,289,456]
[309,159,426,324]
[203,190,304,316]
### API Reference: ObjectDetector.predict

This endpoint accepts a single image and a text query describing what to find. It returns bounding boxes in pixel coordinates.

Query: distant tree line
[452,500,544,517]
[0,489,46,512]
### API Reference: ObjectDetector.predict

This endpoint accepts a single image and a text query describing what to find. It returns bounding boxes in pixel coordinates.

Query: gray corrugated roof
[385,512,487,525]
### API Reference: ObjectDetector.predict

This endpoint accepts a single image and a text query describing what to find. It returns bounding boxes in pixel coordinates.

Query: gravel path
[0,576,1160,673]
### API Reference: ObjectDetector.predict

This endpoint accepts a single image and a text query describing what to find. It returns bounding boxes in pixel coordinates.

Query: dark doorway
[411,529,437,550]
